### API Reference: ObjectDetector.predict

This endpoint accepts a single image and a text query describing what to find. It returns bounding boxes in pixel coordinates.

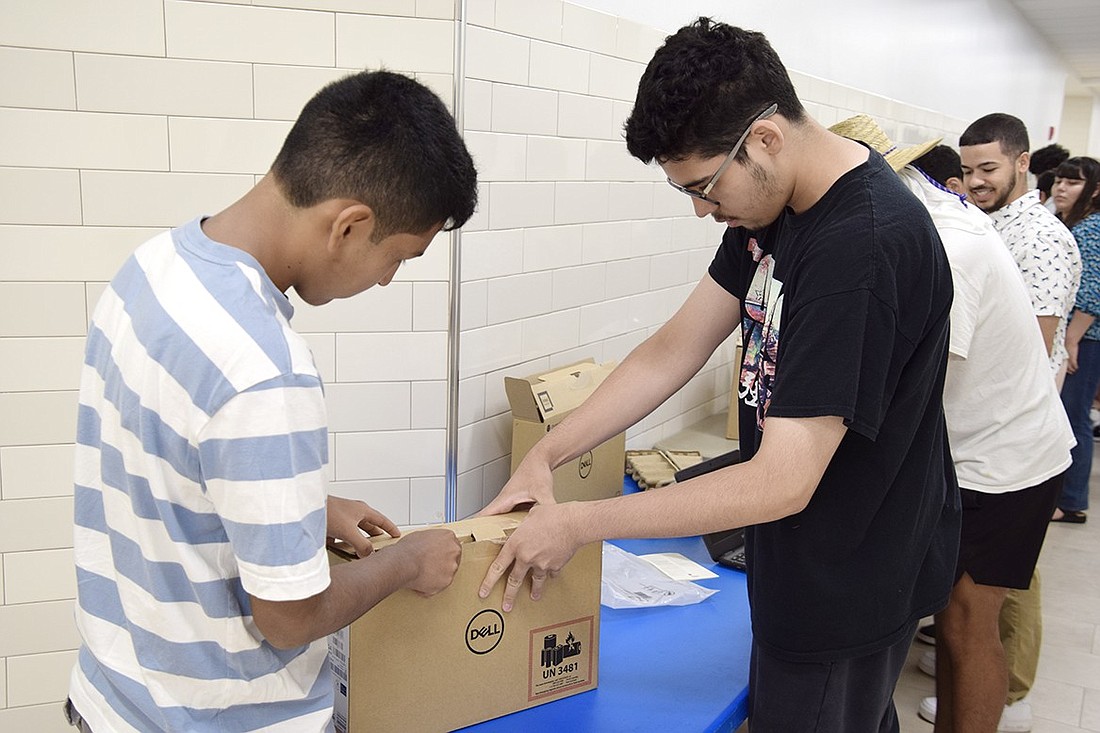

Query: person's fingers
[479,545,514,601]
[361,510,400,538]
[502,567,527,613]
[338,530,373,558]
[530,572,547,601]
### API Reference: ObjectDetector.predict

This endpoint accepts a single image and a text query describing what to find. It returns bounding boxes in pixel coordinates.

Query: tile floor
[672,415,1100,732]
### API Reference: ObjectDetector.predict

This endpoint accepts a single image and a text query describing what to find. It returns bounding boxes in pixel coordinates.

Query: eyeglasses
[666,103,778,206]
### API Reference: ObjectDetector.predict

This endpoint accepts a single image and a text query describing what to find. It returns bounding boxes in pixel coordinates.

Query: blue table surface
[460,477,752,732]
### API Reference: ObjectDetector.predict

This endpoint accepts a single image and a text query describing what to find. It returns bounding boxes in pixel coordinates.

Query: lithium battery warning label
[528,616,594,700]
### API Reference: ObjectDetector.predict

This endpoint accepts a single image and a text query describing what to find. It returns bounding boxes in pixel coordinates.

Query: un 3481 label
[528,616,594,700]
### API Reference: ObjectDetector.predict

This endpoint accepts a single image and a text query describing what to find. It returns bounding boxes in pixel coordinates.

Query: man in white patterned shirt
[955,112,1080,732]
[961,113,1081,384]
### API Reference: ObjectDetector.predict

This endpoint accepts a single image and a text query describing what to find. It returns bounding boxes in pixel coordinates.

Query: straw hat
[828,114,942,172]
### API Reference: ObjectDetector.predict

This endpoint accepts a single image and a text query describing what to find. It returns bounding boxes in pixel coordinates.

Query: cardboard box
[328,511,601,733]
[505,360,625,503]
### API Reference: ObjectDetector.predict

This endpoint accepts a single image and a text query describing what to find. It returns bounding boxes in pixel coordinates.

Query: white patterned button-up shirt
[988,189,1081,373]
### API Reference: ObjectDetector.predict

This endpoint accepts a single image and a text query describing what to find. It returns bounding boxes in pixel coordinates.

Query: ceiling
[1009,0,1100,95]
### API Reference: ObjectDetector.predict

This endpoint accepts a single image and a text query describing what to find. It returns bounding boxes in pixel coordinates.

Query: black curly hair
[959,113,1029,160]
[1037,169,1056,199]
[1028,143,1070,176]
[624,17,806,165]
[913,145,963,187]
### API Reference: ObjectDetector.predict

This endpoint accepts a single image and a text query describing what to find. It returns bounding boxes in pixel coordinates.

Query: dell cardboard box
[328,511,601,733]
[505,360,625,503]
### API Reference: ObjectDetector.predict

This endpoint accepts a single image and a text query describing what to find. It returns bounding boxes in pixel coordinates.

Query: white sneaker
[918,697,937,724]
[916,696,1033,731]
[999,699,1033,732]
[918,650,935,677]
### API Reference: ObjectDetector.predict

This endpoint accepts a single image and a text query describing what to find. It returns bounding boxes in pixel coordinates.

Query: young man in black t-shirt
[477,18,960,731]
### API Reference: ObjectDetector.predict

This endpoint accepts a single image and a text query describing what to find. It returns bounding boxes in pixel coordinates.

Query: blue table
[461,479,752,732]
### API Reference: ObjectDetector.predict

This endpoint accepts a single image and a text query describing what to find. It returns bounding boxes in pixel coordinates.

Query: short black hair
[271,70,477,238]
[1029,143,1070,175]
[1053,156,1100,228]
[959,113,1029,159]
[624,17,806,164]
[1036,169,1056,197]
[913,145,963,187]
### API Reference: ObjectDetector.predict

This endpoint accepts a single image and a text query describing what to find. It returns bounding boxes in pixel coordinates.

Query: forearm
[571,460,799,543]
[568,416,845,544]
[251,547,415,649]
[1037,315,1060,356]
[1067,309,1097,345]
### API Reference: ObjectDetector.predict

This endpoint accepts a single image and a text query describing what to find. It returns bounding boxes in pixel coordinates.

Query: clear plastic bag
[600,542,718,609]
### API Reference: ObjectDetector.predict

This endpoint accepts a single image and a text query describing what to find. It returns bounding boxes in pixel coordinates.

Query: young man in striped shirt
[66,70,477,732]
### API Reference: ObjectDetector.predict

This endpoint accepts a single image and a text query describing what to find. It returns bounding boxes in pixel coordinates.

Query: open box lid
[504,360,616,423]
[328,511,527,559]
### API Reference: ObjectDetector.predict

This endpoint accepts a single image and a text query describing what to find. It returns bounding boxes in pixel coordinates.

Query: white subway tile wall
[6,650,79,708]
[74,54,254,118]
[0,445,76,500]
[0,0,969,724]
[167,117,294,174]
[0,48,76,111]
[3,549,75,605]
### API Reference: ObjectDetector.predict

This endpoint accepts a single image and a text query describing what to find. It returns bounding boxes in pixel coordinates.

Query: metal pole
[444,0,468,522]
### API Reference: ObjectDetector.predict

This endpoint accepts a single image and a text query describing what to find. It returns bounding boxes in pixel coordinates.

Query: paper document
[639,552,719,581]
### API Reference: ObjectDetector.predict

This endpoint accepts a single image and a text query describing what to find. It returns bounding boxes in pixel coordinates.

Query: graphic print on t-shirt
[739,236,784,429]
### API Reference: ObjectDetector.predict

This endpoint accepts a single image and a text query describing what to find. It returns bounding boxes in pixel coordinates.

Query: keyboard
[718,546,747,571]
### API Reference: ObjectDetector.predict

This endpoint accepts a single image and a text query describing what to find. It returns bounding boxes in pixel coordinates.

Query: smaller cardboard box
[329,511,601,733]
[505,360,625,503]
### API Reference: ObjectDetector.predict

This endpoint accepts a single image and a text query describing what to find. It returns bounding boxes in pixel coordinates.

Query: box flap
[471,524,509,542]
[504,359,615,423]
[329,512,527,557]
[447,511,524,542]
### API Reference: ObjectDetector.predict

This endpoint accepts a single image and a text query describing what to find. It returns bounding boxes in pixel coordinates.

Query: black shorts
[956,472,1063,589]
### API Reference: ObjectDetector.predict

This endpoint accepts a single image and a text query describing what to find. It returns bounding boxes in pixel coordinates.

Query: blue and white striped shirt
[70,218,334,732]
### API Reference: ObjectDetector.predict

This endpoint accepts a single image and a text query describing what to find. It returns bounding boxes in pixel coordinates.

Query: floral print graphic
[739,237,784,429]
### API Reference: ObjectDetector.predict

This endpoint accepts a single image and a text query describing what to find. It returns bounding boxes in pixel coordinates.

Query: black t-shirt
[709,151,961,661]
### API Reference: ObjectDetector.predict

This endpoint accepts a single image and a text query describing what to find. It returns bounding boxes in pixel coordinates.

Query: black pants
[63,699,94,733]
[748,621,917,732]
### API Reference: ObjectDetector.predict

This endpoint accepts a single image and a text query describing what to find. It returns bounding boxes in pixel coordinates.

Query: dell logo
[465,609,504,655]
[578,451,593,479]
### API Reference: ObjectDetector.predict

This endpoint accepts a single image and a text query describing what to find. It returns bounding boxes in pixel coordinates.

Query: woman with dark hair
[1054,156,1100,523]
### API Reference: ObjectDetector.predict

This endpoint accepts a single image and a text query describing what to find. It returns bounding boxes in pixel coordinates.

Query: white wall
[1090,97,1100,158]
[1062,94,1100,158]
[452,0,735,517]
[570,0,1073,150]
[0,0,1082,727]
[1060,95,1096,157]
